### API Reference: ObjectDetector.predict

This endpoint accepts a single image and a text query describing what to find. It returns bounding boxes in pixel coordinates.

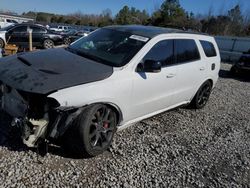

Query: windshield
[68,28,149,67]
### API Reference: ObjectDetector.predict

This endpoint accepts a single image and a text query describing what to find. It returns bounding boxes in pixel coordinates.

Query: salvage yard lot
[0,63,249,187]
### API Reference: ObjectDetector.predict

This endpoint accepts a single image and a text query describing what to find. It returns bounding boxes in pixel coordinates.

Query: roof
[105,25,206,38]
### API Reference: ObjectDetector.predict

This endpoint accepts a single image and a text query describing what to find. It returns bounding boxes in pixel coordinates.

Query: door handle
[200,67,205,71]
[166,73,176,78]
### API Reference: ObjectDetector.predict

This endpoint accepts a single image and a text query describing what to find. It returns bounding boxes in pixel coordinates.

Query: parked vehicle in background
[230,49,250,76]
[0,18,18,29]
[62,29,88,45]
[0,23,64,49]
[50,25,72,32]
[0,25,220,157]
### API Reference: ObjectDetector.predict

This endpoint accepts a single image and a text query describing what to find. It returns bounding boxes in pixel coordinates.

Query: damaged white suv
[0,25,220,156]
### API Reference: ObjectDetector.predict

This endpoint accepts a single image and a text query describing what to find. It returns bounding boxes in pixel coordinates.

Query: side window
[143,40,174,67]
[175,39,200,64]
[200,40,217,57]
[30,26,46,33]
[11,26,27,33]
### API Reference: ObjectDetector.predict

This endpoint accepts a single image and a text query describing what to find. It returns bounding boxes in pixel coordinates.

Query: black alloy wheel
[64,37,71,45]
[190,81,212,109]
[88,105,116,149]
[63,104,117,157]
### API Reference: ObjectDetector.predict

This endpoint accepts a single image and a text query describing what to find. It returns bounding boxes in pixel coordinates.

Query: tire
[63,104,117,157]
[43,39,54,49]
[63,37,71,45]
[230,65,238,76]
[0,38,5,48]
[190,81,212,109]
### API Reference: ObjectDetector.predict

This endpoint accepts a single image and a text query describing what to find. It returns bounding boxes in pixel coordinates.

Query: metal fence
[215,36,250,63]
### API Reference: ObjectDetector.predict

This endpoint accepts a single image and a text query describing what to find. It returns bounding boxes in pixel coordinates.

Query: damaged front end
[0,82,82,150]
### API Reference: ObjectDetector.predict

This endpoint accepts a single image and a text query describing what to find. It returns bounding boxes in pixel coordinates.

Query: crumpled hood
[0,48,113,94]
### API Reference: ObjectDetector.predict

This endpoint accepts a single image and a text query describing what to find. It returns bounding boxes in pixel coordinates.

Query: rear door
[29,26,47,46]
[173,38,205,102]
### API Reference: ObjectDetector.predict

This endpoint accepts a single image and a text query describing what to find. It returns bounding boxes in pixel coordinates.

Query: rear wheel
[43,39,54,49]
[230,65,238,76]
[63,104,117,157]
[0,38,5,48]
[190,81,212,109]
[63,37,71,45]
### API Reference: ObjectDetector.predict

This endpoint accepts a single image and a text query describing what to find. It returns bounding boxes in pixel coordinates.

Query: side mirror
[139,60,162,73]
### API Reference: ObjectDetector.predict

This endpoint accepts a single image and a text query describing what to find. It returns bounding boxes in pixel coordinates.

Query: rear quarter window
[175,39,200,64]
[200,40,217,57]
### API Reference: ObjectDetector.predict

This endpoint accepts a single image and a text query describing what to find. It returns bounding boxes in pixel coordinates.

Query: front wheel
[63,104,117,157]
[190,81,212,109]
[0,38,5,48]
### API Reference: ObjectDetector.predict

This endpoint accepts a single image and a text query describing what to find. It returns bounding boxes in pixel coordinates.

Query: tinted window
[200,40,217,57]
[175,39,200,64]
[11,26,27,33]
[30,26,46,33]
[143,40,174,67]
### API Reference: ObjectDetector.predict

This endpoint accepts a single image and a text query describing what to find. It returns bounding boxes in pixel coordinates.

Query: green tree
[115,6,149,25]
[151,0,188,28]
[57,16,65,23]
[227,5,244,36]
[115,6,132,24]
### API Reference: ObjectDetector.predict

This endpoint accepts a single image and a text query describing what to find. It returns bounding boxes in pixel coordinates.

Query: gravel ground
[0,63,249,187]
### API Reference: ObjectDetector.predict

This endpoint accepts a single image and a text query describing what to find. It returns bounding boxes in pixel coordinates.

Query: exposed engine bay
[0,82,83,151]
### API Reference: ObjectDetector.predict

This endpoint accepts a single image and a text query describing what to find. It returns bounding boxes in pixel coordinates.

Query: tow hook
[11,118,23,127]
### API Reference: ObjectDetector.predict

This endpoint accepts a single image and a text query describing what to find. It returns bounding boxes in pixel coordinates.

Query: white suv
[0,25,220,156]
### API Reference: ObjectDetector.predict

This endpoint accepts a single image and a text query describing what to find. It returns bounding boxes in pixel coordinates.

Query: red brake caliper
[103,122,109,129]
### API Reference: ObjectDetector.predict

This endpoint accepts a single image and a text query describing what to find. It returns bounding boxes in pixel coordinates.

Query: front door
[6,25,28,47]
[129,39,178,120]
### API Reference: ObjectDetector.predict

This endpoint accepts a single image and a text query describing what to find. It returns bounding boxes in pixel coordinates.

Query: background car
[61,29,87,45]
[0,17,18,29]
[50,25,72,32]
[230,49,250,76]
[0,23,64,49]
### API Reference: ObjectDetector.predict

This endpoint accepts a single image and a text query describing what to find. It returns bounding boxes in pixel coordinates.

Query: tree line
[20,0,249,36]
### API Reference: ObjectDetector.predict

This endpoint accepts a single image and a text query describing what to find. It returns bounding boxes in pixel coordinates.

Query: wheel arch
[207,79,213,88]
[99,102,123,125]
[0,37,5,48]
[78,102,123,126]
[190,78,214,102]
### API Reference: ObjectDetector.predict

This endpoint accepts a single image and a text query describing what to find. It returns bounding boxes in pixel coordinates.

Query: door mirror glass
[138,60,162,73]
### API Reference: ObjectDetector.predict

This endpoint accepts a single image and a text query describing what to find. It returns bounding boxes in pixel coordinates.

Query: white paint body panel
[0,31,6,45]
[49,33,220,131]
